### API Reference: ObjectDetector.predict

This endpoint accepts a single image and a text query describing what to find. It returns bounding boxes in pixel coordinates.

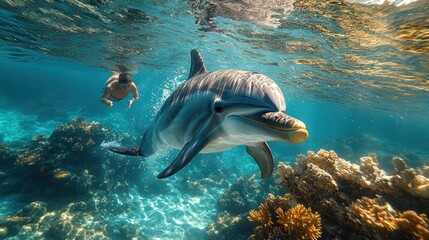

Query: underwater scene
[0,0,428,239]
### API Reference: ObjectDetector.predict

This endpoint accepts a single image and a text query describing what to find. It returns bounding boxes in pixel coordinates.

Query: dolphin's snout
[261,112,305,129]
[258,111,308,142]
[284,115,308,143]
[291,118,306,130]
[290,128,308,143]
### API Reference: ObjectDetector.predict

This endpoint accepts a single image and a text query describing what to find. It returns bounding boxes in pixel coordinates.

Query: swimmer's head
[119,73,132,84]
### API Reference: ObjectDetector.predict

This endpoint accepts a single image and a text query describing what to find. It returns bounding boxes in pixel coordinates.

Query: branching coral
[248,194,321,240]
[276,204,322,240]
[248,200,273,227]
[349,197,398,232]
[396,211,429,240]
[248,194,292,226]
[349,197,429,240]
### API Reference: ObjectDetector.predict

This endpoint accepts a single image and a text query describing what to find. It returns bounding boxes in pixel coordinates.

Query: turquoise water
[0,0,428,239]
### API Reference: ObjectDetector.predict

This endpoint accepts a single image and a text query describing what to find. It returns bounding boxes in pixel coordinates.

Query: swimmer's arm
[101,85,113,107]
[130,83,139,102]
[127,83,139,108]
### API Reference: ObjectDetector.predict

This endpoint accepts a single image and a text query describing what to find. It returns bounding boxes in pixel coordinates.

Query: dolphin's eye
[213,101,226,114]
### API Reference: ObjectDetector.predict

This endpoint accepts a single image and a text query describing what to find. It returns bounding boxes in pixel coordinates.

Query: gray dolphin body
[109,49,308,179]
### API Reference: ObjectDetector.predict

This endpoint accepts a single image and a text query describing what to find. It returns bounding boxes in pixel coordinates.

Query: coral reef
[0,201,47,237]
[48,117,106,152]
[277,204,321,240]
[396,210,429,239]
[11,117,115,196]
[0,144,19,195]
[349,196,398,233]
[206,176,281,240]
[206,211,248,240]
[0,117,146,239]
[247,194,321,240]
[348,196,429,239]
[420,165,429,178]
[0,201,115,239]
[0,144,17,169]
[390,157,429,200]
[276,149,429,239]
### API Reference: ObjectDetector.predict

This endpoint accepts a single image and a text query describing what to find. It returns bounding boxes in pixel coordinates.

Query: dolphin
[108,49,308,179]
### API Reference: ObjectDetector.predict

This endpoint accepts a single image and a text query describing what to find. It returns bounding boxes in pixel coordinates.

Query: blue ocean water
[0,0,428,239]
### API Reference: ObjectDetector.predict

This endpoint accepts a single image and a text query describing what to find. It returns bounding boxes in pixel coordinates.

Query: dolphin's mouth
[239,111,308,142]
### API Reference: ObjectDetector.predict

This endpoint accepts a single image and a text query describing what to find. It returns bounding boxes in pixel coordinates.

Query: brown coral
[392,156,409,173]
[349,197,398,232]
[277,204,322,240]
[420,165,429,178]
[248,194,321,240]
[16,153,41,167]
[389,157,429,200]
[277,149,429,239]
[282,150,429,210]
[248,194,292,228]
[396,211,429,240]
[349,197,429,240]
[279,161,339,203]
[248,201,273,227]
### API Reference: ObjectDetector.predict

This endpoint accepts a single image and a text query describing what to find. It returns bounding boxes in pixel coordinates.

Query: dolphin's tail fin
[108,147,141,156]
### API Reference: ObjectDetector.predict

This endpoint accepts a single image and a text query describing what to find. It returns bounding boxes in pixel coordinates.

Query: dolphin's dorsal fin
[188,49,207,80]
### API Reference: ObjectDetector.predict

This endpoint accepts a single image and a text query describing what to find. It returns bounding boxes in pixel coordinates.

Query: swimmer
[101,72,139,108]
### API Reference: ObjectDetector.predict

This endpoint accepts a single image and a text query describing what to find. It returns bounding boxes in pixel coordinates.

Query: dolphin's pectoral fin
[246,142,274,179]
[108,147,141,156]
[157,137,209,179]
[188,49,207,80]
